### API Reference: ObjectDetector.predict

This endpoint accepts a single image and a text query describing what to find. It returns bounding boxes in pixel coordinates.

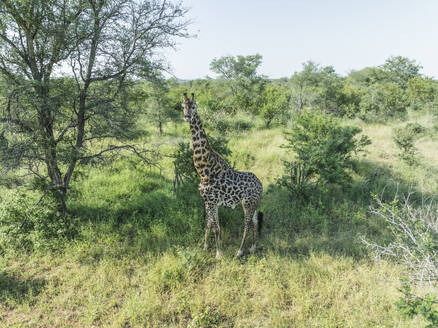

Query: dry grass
[0,249,425,327]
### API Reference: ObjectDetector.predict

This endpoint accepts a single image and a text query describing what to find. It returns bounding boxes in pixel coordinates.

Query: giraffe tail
[257,211,264,234]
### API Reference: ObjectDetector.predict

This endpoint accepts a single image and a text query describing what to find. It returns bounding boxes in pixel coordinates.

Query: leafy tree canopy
[0,0,190,211]
[381,56,422,89]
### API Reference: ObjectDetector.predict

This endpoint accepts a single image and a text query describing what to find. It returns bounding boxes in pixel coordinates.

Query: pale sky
[164,0,438,79]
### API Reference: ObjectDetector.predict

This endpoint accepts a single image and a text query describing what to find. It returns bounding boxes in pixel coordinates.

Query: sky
[164,0,438,80]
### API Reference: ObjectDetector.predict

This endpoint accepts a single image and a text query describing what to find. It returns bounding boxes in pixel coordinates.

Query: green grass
[1,111,437,327]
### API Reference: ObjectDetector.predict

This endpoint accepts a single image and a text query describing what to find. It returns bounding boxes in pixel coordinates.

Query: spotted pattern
[182,93,263,258]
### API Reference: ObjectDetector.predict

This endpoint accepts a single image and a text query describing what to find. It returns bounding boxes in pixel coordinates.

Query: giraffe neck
[189,111,213,178]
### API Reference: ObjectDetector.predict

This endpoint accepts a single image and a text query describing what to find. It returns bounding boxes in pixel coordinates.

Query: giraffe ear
[183,92,188,101]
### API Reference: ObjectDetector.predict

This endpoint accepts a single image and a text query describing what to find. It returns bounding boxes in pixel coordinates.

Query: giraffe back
[199,165,263,209]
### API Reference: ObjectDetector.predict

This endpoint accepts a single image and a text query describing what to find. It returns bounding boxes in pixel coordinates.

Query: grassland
[1,111,437,327]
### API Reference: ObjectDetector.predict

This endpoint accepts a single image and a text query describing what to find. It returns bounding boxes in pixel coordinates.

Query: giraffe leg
[213,217,221,259]
[205,205,220,258]
[203,218,212,251]
[237,202,253,257]
[250,210,258,253]
[237,220,250,257]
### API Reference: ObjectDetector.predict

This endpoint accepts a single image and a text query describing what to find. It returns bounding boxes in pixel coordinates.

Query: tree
[381,56,422,89]
[406,76,438,111]
[347,67,387,87]
[260,84,290,127]
[338,82,362,117]
[184,79,229,113]
[358,82,409,120]
[139,80,179,135]
[210,54,263,89]
[344,57,422,120]
[289,61,320,114]
[0,0,189,211]
[288,61,344,115]
[210,54,266,113]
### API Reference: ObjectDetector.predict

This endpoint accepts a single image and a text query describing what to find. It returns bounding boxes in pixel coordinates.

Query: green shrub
[203,109,255,133]
[0,189,77,253]
[396,284,438,328]
[230,149,255,170]
[279,111,371,197]
[338,82,362,118]
[435,112,438,132]
[392,124,423,166]
[277,161,313,201]
[406,122,426,135]
[260,84,290,127]
[358,82,408,121]
[172,135,232,188]
[407,76,438,112]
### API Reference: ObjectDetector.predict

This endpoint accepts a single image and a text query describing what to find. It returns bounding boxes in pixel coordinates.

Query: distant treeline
[141,54,437,130]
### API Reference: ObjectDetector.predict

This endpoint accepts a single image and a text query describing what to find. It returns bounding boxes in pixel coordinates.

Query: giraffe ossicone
[181,92,263,258]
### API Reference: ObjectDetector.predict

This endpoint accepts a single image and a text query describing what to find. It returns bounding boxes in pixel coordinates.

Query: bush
[0,188,77,253]
[278,111,371,196]
[405,122,426,135]
[363,193,438,328]
[259,84,290,127]
[392,123,424,166]
[359,82,409,121]
[172,135,232,188]
[396,284,438,328]
[338,82,362,118]
[393,128,417,165]
[407,76,438,112]
[203,109,255,133]
[363,193,438,284]
[435,112,438,132]
[277,161,313,201]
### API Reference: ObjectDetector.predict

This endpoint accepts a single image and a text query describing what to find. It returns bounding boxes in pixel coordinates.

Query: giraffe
[181,92,263,258]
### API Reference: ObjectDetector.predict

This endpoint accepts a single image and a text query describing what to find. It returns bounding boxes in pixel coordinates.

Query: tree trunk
[36,83,68,214]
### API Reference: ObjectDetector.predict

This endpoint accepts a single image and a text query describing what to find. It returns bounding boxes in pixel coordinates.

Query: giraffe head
[182,92,197,122]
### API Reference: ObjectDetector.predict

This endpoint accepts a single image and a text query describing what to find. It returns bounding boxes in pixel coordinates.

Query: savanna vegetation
[1,1,438,327]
